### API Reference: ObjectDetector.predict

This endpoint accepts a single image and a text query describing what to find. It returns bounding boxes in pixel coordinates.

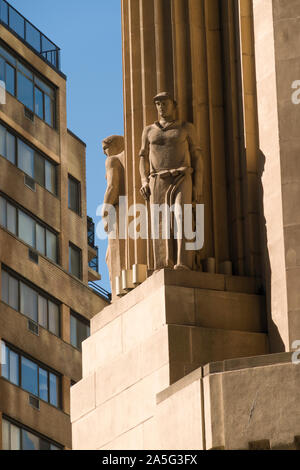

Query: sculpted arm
[103,158,120,207]
[139,127,151,200]
[187,123,204,202]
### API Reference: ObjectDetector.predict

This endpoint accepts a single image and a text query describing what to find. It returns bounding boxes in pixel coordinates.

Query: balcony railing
[0,0,60,71]
[89,281,111,303]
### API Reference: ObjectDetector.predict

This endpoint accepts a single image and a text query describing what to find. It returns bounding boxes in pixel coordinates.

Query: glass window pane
[20,282,38,322]
[46,230,57,262]
[40,439,50,450]
[70,315,77,348]
[50,444,60,450]
[38,295,47,329]
[1,341,9,379]
[36,224,45,255]
[44,93,53,126]
[9,8,25,39]
[77,319,90,352]
[49,373,59,407]
[68,178,80,213]
[17,71,33,110]
[69,245,81,278]
[18,140,34,177]
[1,270,9,304]
[22,429,39,450]
[6,131,16,164]
[45,160,56,194]
[10,424,21,450]
[18,211,35,247]
[0,46,16,66]
[35,77,53,98]
[8,274,18,310]
[21,357,38,396]
[9,350,19,386]
[0,56,4,82]
[25,23,40,52]
[7,203,16,235]
[34,86,43,120]
[0,196,6,227]
[0,123,6,157]
[0,1,8,25]
[48,301,59,336]
[17,63,33,80]
[2,419,10,450]
[34,153,45,187]
[6,63,15,96]
[39,368,48,402]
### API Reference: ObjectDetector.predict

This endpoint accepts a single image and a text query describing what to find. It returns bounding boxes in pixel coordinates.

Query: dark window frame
[0,120,58,196]
[0,40,56,128]
[0,192,59,264]
[2,415,63,450]
[68,174,81,216]
[1,266,61,337]
[1,340,62,409]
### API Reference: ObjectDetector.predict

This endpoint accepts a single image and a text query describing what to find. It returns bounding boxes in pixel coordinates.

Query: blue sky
[8,0,124,292]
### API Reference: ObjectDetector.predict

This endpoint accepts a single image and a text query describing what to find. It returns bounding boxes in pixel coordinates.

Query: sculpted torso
[145,122,192,172]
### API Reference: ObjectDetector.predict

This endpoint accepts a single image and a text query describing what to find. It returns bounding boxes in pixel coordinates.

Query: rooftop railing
[0,0,60,71]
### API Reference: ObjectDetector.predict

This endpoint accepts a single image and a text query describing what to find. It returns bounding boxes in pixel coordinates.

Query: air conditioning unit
[24,174,36,191]
[28,319,39,336]
[29,395,40,410]
[28,249,39,264]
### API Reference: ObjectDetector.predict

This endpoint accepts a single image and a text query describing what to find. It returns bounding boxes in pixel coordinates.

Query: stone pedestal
[71,270,271,450]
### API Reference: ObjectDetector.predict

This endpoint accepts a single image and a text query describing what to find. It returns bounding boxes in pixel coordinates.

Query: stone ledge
[203,352,293,376]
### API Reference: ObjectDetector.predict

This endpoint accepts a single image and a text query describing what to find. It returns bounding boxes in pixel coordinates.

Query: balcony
[0,0,61,71]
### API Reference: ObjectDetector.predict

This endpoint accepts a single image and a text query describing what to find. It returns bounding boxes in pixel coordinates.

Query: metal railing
[87,216,95,248]
[0,0,60,70]
[89,281,111,303]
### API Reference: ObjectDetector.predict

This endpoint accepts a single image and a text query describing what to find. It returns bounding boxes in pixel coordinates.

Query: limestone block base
[71,270,269,450]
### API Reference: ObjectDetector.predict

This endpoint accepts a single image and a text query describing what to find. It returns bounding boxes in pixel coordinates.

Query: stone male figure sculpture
[102,135,125,297]
[139,92,203,271]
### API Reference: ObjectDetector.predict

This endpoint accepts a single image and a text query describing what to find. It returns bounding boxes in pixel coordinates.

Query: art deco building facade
[0,0,108,450]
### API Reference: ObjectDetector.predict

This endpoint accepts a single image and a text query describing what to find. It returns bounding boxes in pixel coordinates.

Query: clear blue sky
[8,0,124,292]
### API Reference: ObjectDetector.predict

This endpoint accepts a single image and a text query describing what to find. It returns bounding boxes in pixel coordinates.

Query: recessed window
[2,417,62,450]
[1,341,61,408]
[0,43,56,127]
[70,312,90,351]
[0,195,58,263]
[68,175,81,215]
[69,243,82,279]
[0,123,57,195]
[1,269,61,337]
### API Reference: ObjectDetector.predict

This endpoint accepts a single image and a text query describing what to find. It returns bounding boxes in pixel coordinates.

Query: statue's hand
[140,182,151,201]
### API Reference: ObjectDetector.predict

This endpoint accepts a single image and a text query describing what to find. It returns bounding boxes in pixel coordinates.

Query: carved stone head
[102,135,124,157]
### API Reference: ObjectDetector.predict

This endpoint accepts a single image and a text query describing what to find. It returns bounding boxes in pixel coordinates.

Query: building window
[0,195,58,263]
[68,175,81,215]
[69,243,82,279]
[1,269,60,336]
[0,43,55,127]
[0,123,57,194]
[1,341,61,408]
[2,417,61,450]
[70,312,90,351]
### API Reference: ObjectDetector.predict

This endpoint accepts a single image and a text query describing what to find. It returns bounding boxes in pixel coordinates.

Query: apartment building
[0,0,109,450]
